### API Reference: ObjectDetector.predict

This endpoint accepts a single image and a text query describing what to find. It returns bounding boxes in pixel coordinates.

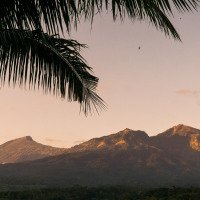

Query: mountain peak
[23,136,33,142]
[160,124,200,137]
[0,136,66,164]
[172,124,200,134]
[118,128,148,138]
[12,136,34,143]
[173,124,189,132]
[123,128,133,132]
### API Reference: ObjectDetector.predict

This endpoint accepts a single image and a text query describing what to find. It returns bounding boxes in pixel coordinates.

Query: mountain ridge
[1,124,199,163]
[0,124,199,187]
[68,128,150,153]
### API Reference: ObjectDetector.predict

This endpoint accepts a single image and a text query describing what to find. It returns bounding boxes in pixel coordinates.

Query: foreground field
[0,187,199,200]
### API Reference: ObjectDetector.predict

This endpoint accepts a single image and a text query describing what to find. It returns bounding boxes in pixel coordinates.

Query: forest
[0,186,199,200]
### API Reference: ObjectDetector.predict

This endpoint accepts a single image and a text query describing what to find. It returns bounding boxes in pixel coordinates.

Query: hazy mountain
[0,124,199,187]
[0,136,67,163]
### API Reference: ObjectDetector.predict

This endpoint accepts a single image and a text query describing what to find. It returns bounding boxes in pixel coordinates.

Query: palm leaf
[79,0,199,40]
[0,0,199,38]
[0,29,105,114]
[0,0,77,33]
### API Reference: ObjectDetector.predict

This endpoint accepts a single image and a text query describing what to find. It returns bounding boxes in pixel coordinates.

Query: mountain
[68,128,150,152]
[151,124,200,164]
[0,124,199,187]
[0,136,67,163]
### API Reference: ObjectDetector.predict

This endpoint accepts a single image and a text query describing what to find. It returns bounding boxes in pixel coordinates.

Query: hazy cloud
[74,140,85,145]
[176,89,194,95]
[45,138,63,143]
[176,89,200,105]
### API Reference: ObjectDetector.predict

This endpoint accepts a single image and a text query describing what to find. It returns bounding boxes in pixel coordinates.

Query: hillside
[0,136,67,163]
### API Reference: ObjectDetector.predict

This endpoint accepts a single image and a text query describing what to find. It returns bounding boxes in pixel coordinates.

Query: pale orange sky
[0,12,200,148]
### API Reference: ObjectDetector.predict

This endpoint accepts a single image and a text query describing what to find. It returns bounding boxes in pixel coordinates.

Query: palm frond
[151,0,198,14]
[79,0,199,40]
[0,29,105,114]
[0,0,199,37]
[171,0,198,12]
[0,0,77,33]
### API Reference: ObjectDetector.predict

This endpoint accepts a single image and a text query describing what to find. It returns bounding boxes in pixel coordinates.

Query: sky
[0,11,200,148]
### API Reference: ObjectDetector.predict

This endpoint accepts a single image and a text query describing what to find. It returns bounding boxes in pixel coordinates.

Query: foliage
[0,186,200,200]
[0,29,105,113]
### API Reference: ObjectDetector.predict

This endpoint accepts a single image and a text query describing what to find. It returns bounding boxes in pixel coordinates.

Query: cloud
[175,89,200,105]
[175,89,194,95]
[74,140,85,145]
[45,138,63,143]
[45,138,86,147]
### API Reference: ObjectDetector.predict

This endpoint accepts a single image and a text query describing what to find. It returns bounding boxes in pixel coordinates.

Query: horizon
[0,123,198,148]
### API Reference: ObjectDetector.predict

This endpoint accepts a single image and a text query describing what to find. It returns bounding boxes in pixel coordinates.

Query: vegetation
[0,0,199,114]
[0,186,200,200]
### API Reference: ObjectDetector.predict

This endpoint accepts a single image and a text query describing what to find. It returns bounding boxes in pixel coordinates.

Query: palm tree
[0,0,199,114]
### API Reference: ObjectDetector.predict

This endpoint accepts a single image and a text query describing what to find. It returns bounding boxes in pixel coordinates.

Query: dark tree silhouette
[0,0,199,114]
